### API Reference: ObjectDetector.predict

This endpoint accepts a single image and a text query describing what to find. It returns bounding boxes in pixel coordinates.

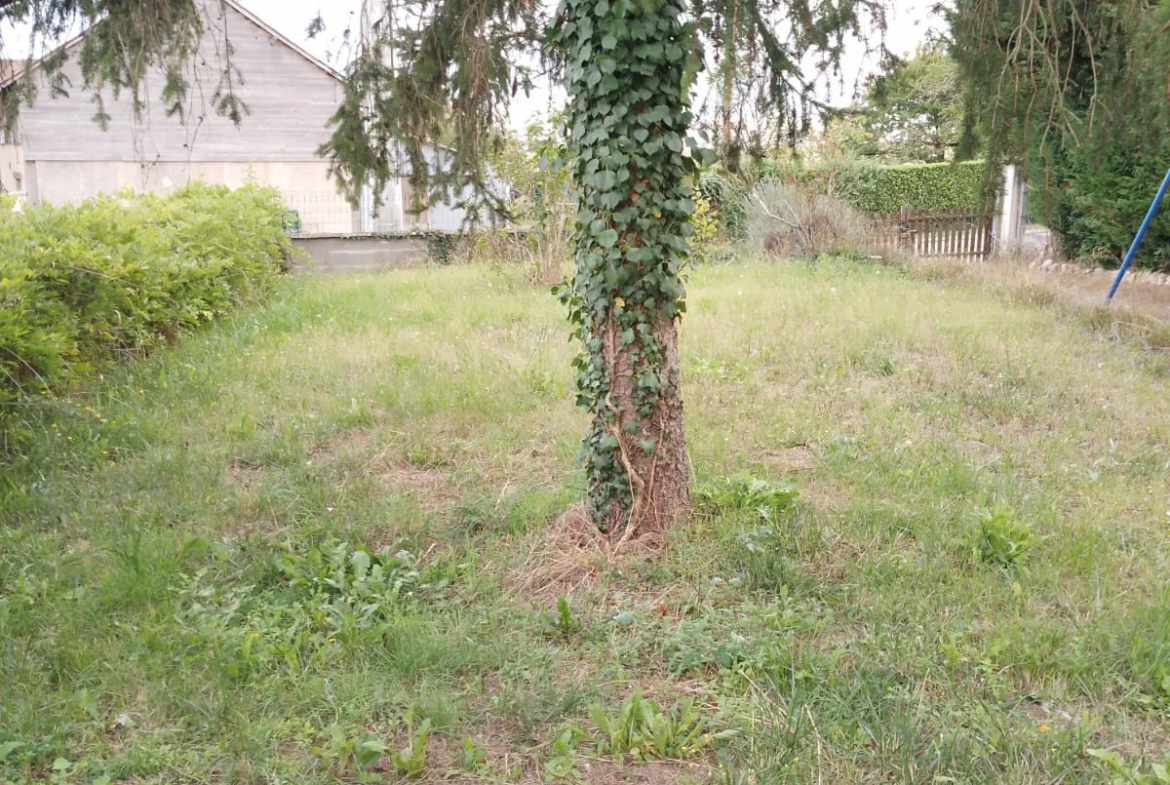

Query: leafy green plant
[696,477,798,523]
[170,539,457,678]
[1087,748,1170,785]
[278,540,425,604]
[0,742,24,765]
[544,725,585,782]
[588,688,728,761]
[457,737,493,777]
[352,732,389,773]
[689,192,723,266]
[1155,664,1170,702]
[390,709,431,780]
[698,171,748,238]
[971,506,1031,567]
[545,596,583,640]
[313,725,388,781]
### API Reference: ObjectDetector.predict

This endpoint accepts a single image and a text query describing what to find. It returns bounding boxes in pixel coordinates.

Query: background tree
[814,45,964,164]
[481,114,575,284]
[861,45,963,162]
[949,0,1170,267]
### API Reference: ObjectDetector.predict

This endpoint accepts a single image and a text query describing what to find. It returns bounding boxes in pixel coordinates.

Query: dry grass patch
[225,457,266,490]
[511,504,665,601]
[512,505,613,600]
[576,759,713,785]
[912,256,1170,343]
[366,454,462,511]
[756,443,819,473]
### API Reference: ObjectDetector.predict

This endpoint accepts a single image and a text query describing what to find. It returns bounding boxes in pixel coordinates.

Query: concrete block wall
[0,144,23,194]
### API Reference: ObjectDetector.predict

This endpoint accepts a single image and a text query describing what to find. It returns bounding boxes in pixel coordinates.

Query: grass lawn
[3,258,1170,785]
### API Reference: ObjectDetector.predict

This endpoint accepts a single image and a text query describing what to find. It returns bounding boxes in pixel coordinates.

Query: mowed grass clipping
[2,258,1169,785]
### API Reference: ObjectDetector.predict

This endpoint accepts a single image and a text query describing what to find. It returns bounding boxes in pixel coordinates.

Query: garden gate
[874,207,994,261]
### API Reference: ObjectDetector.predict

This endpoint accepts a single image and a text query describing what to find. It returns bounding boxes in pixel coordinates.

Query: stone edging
[1032,259,1170,286]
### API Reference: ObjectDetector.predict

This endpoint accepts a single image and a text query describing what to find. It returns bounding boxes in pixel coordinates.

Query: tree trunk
[554,0,699,540]
[598,313,691,538]
[720,3,738,153]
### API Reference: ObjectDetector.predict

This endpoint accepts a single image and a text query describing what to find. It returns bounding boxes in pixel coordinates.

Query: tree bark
[598,313,691,539]
[557,0,697,540]
[720,3,738,153]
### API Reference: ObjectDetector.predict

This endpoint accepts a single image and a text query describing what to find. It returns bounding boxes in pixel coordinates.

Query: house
[0,1,471,234]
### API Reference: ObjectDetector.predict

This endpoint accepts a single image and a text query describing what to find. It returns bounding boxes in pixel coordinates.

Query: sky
[242,0,946,126]
[2,0,945,129]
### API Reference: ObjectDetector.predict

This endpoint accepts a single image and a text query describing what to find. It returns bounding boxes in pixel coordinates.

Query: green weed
[313,726,388,780]
[544,596,583,640]
[972,505,1032,568]
[390,709,431,780]
[696,477,798,522]
[1088,748,1170,785]
[588,688,731,761]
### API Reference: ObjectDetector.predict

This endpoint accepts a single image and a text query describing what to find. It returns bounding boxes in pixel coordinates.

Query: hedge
[773,160,989,214]
[1041,142,1170,269]
[0,183,292,413]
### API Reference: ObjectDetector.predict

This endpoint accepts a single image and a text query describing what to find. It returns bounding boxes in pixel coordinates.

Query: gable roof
[222,0,343,83]
[0,0,342,90]
[1,60,23,84]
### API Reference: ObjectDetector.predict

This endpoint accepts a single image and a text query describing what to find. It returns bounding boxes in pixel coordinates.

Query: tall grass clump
[0,183,292,422]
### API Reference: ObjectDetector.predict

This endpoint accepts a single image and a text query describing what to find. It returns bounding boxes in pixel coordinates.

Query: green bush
[1040,142,1170,269]
[0,183,291,413]
[698,171,748,237]
[771,160,988,214]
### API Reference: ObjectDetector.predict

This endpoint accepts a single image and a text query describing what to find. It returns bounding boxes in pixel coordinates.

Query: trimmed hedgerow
[773,160,988,214]
[0,183,291,413]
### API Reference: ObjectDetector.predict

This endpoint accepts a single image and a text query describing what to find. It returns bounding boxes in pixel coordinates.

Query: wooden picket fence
[873,207,993,261]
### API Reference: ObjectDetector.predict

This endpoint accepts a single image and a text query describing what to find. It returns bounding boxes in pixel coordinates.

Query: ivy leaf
[602,34,618,50]
[596,229,620,248]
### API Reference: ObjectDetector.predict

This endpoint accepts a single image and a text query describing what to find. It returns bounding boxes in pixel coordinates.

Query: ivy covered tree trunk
[554,0,699,537]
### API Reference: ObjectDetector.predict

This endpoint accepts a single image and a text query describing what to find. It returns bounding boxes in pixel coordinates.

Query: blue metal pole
[1106,166,1170,304]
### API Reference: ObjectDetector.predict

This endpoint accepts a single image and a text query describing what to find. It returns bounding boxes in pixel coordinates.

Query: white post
[357,0,378,233]
[996,163,1022,254]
